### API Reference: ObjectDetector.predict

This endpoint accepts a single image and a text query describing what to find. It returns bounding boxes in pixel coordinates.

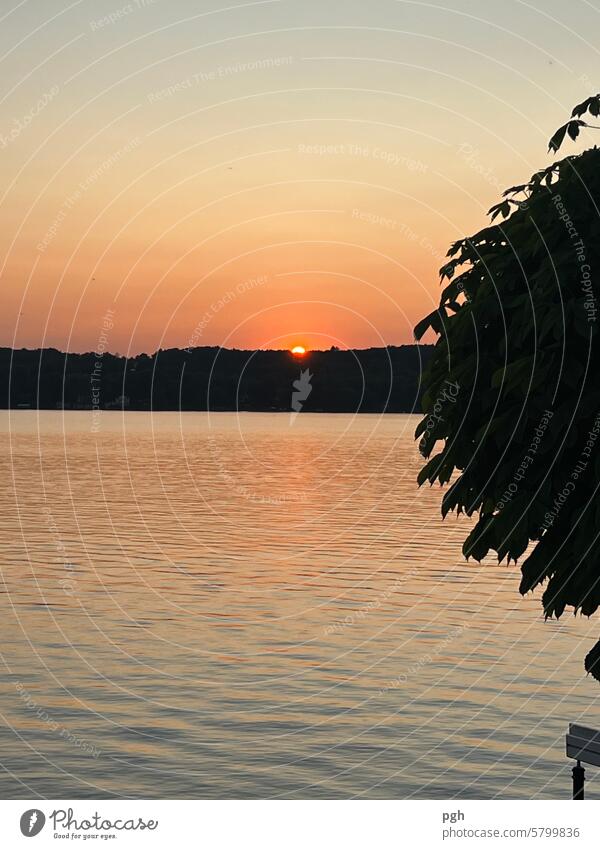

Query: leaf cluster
[416,114,600,678]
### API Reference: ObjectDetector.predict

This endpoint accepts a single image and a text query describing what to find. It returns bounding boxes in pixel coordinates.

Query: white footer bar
[0,799,598,848]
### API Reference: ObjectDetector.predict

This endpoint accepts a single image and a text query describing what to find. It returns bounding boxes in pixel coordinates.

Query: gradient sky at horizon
[1,0,599,354]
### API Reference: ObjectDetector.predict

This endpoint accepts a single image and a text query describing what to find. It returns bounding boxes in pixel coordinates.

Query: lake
[0,411,598,799]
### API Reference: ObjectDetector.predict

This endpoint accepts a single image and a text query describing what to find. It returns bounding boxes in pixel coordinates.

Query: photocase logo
[290,368,313,424]
[20,809,46,837]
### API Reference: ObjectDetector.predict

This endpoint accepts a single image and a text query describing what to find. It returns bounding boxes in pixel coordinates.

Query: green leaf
[548,123,568,152]
[488,200,511,221]
[585,640,600,682]
[549,120,586,152]
[414,308,445,341]
[503,184,528,197]
[417,453,444,486]
[571,95,600,118]
[568,119,585,140]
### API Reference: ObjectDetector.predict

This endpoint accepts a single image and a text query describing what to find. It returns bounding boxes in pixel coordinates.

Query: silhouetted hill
[0,345,433,413]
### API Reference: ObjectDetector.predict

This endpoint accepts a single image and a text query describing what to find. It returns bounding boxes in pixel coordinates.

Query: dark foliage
[416,95,600,679]
[0,344,432,413]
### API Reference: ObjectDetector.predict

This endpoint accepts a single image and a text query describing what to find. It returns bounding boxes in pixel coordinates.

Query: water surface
[0,411,598,798]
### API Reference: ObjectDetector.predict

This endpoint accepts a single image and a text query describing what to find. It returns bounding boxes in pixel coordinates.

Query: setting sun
[291,346,306,356]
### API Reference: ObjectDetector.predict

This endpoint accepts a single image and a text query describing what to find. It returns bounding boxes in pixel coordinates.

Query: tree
[415,95,600,679]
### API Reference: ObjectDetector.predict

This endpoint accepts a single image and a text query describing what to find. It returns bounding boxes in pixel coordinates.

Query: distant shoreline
[3,407,423,415]
[0,344,434,414]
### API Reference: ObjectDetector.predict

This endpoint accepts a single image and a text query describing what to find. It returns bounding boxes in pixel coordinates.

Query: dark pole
[572,760,585,800]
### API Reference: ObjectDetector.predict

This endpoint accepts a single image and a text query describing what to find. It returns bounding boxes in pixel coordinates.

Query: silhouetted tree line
[0,345,433,413]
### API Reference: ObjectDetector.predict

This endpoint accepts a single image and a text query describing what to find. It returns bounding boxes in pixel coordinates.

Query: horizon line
[1,342,433,358]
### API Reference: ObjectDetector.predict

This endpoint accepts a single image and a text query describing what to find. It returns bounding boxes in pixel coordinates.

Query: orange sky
[1,0,598,354]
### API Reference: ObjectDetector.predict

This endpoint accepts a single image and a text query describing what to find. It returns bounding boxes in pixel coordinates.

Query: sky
[1,0,599,354]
